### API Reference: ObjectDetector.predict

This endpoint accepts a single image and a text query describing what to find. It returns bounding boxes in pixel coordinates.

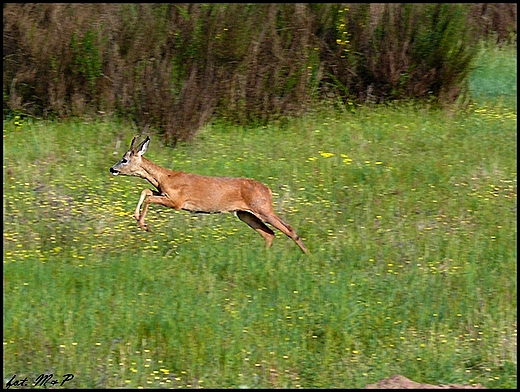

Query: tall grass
[3,46,517,388]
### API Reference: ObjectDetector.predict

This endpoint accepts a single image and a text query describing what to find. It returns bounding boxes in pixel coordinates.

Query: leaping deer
[109,135,309,254]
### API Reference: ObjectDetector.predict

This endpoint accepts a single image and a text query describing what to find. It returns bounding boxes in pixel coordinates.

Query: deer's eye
[121,158,128,164]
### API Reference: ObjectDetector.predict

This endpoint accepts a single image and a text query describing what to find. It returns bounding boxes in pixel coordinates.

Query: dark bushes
[3,4,516,143]
[326,4,478,103]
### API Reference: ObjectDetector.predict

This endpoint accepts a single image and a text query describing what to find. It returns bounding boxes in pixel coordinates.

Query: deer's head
[110,135,150,177]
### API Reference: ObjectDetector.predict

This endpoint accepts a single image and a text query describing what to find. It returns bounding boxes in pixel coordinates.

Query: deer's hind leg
[236,210,275,248]
[259,212,309,254]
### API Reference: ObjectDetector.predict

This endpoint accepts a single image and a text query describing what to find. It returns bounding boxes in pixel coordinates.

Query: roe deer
[109,135,309,254]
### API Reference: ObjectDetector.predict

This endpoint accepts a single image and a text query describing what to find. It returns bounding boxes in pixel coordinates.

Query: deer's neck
[139,158,175,189]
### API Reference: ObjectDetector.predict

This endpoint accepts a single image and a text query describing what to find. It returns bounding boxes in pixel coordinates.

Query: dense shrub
[324,4,479,103]
[469,3,517,44]
[3,3,516,143]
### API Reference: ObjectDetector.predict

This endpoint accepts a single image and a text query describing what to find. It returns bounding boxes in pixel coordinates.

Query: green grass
[469,42,517,107]
[3,45,517,388]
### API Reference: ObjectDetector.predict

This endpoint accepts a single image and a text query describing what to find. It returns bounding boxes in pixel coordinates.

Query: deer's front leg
[135,189,160,230]
[138,193,181,231]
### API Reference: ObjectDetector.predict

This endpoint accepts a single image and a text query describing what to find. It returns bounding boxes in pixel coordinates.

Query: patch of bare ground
[365,374,485,389]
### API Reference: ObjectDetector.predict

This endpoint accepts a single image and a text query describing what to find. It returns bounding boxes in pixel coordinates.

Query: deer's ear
[136,137,150,156]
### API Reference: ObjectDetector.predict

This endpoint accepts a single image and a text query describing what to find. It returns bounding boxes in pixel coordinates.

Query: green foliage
[3,48,517,388]
[411,4,476,95]
[70,30,102,92]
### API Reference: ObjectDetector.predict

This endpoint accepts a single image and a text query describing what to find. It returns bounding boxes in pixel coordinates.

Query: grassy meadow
[3,45,517,388]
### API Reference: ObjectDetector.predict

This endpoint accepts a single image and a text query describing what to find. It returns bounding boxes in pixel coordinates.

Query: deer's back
[161,172,273,213]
